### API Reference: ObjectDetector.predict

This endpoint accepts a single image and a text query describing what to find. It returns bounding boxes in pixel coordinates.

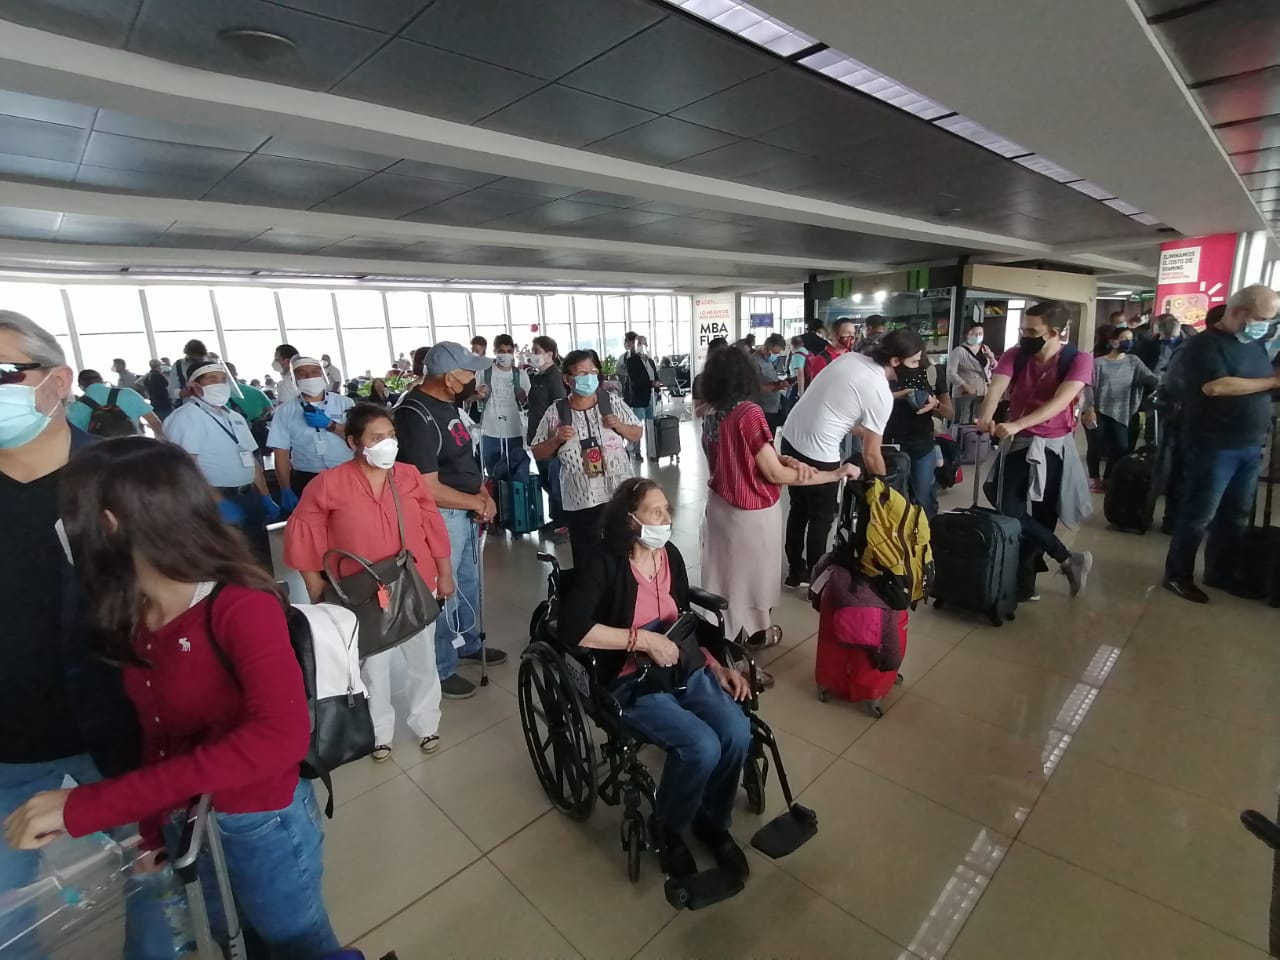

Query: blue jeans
[618,668,751,832]
[628,403,652,457]
[1164,443,1263,582]
[480,435,530,482]
[128,781,337,960]
[908,447,939,519]
[437,507,483,679]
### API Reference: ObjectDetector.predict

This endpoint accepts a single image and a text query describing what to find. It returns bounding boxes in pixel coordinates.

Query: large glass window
[652,296,675,359]
[572,295,601,356]
[143,286,219,367]
[508,295,540,349]
[602,295,628,361]
[0,282,72,364]
[430,292,470,345]
[627,296,652,347]
[277,289,340,366]
[334,291,390,380]
[386,291,430,362]
[215,287,281,384]
[67,286,148,375]
[542,295,573,354]
[471,293,508,349]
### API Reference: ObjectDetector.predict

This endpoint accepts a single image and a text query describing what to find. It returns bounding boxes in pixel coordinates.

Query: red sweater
[62,585,309,849]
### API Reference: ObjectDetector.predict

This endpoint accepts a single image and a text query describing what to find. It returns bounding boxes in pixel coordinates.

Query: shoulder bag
[322,473,440,659]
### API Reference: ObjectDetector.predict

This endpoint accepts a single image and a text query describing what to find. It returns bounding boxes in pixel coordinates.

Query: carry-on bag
[495,438,544,535]
[1104,407,1161,534]
[1238,417,1280,607]
[646,413,681,463]
[813,578,908,718]
[928,437,1020,626]
[955,423,991,465]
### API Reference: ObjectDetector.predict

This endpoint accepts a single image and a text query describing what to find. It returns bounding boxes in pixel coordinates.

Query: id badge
[240,450,256,468]
[580,436,604,478]
[315,432,328,457]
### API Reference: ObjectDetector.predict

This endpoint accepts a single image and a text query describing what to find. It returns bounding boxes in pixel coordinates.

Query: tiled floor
[310,424,1277,959]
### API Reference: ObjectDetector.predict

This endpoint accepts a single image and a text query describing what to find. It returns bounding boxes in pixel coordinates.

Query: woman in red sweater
[3,438,339,959]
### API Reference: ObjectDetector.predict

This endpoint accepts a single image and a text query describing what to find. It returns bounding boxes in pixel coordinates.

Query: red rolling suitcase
[814,586,908,718]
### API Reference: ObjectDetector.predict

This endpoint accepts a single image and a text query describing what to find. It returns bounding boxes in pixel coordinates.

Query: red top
[619,553,712,678]
[283,460,451,589]
[993,348,1093,439]
[708,402,780,511]
[63,586,309,849]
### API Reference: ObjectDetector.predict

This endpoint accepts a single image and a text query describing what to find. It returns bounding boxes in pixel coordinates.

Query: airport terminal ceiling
[0,0,1204,289]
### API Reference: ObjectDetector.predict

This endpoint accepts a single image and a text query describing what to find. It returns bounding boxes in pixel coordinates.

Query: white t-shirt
[480,363,531,439]
[781,351,893,463]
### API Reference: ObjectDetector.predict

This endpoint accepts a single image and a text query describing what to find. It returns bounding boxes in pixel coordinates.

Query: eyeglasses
[0,361,43,386]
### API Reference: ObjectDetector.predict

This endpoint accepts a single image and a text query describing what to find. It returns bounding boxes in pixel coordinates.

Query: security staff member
[268,356,355,510]
[164,362,280,567]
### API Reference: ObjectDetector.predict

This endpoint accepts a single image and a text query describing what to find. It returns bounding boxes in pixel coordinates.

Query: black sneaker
[653,818,697,878]
[459,646,508,666]
[1163,577,1209,604]
[441,674,478,699]
[783,570,808,589]
[692,822,749,879]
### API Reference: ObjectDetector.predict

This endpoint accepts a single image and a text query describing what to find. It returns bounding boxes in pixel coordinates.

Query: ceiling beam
[0,20,1056,257]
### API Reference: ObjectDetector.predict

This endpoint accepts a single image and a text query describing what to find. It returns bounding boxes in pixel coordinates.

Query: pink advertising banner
[1153,233,1239,329]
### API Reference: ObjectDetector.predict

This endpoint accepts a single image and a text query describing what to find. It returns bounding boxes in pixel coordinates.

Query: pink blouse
[284,460,451,590]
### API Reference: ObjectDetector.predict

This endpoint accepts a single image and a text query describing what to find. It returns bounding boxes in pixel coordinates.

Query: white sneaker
[1061,551,1093,597]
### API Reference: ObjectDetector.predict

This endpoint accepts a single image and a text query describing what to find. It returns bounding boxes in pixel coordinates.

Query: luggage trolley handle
[175,794,248,960]
[970,431,1012,509]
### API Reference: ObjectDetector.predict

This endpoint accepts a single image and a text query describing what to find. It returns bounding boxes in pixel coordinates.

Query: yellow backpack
[836,478,933,610]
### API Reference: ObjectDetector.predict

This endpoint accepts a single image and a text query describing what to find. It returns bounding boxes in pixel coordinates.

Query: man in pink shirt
[976,301,1094,600]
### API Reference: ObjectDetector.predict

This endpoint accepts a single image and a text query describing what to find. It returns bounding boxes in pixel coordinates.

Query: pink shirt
[993,347,1092,439]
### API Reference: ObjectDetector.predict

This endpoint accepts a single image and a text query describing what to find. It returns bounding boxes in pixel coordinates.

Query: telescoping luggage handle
[1251,415,1278,530]
[175,794,249,960]
[969,431,1011,510]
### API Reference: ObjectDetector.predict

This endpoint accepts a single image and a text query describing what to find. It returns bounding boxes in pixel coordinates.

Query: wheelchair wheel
[622,813,644,884]
[743,757,767,816]
[518,642,597,822]
[528,599,549,643]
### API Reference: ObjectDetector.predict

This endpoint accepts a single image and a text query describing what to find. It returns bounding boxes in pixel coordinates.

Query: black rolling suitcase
[646,414,681,463]
[928,441,1020,626]
[1237,418,1280,606]
[1104,407,1161,534]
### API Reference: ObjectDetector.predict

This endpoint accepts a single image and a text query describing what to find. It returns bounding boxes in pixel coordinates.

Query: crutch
[175,794,248,960]
[471,517,489,687]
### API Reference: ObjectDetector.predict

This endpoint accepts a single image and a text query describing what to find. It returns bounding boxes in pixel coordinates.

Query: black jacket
[526,364,566,444]
[558,542,691,684]
[623,352,657,408]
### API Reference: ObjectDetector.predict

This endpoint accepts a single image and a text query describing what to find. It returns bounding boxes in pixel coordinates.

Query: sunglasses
[0,361,43,386]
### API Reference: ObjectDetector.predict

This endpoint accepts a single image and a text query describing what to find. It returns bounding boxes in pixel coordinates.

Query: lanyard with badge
[301,396,330,458]
[201,406,255,469]
[578,406,605,478]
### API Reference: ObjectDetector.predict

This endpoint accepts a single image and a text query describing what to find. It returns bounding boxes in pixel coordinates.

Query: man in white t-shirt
[780,333,919,587]
[476,333,531,481]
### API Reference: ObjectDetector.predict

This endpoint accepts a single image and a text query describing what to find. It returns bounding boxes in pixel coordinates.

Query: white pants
[360,622,442,746]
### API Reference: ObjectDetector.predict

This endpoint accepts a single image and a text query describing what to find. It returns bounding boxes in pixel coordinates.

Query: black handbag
[322,476,440,659]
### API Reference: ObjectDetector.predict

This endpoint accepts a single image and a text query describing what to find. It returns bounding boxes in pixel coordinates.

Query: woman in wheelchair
[560,477,754,880]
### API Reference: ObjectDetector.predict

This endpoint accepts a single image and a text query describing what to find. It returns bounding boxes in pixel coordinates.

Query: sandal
[420,735,441,755]
[371,744,393,763]
[746,625,783,649]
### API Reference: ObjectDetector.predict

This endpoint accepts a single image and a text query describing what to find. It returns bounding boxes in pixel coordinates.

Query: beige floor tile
[734,725,837,833]
[909,646,1098,742]
[844,694,1048,835]
[1071,686,1280,810]
[1128,597,1280,677]
[407,714,551,852]
[1103,640,1280,735]
[959,604,1129,683]
[322,774,481,943]
[353,859,581,960]
[1020,752,1272,950]
[775,758,1010,950]
[754,640,879,754]
[902,602,979,645]
[489,808,676,960]
[880,628,958,711]
[635,850,905,960]
[392,675,519,771]
[328,746,406,810]
[949,842,1270,960]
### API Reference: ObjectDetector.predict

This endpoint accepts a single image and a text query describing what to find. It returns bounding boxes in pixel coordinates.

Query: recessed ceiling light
[217,28,297,62]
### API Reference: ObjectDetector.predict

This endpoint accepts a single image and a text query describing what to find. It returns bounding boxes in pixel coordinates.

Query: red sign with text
[1153,233,1239,329]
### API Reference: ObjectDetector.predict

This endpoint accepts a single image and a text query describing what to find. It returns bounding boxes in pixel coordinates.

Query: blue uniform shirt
[165,400,258,487]
[266,392,355,473]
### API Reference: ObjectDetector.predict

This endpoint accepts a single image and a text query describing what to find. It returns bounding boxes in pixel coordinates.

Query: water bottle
[125,865,196,958]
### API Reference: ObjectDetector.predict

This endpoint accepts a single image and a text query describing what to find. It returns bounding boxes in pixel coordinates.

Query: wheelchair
[517,552,818,910]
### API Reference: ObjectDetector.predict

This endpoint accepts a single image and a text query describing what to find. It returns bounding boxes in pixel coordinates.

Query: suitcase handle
[970,432,1010,509]
[1251,416,1277,530]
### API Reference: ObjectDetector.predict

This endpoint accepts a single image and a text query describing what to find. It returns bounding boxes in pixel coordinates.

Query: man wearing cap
[395,342,504,700]
[164,362,281,567]
[267,356,354,510]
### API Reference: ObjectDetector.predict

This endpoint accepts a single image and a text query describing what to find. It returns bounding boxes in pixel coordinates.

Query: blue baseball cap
[424,341,491,376]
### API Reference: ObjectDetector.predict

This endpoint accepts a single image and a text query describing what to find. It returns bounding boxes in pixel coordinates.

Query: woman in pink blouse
[285,403,454,762]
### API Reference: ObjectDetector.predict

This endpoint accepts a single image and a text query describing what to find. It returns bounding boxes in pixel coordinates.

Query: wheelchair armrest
[688,586,729,612]
[719,636,763,705]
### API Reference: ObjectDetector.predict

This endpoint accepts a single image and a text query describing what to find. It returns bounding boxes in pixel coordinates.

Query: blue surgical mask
[966,335,983,346]
[1240,320,1274,343]
[1114,341,1133,354]
[571,373,599,397]
[0,376,53,449]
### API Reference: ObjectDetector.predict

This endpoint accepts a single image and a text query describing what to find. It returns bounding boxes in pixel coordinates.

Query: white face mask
[528,353,547,370]
[631,513,672,550]
[200,383,231,408]
[296,376,326,398]
[494,353,514,368]
[363,437,399,470]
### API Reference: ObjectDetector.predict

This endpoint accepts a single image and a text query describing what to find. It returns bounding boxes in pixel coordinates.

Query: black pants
[782,440,839,577]
[564,504,606,568]
[221,486,273,572]
[986,447,1070,594]
[765,408,785,436]
[1085,413,1130,481]
[290,470,319,496]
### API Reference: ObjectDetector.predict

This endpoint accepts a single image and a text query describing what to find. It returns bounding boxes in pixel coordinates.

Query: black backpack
[78,389,137,437]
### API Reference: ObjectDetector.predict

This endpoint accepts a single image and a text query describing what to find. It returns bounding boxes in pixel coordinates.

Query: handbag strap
[322,548,391,603]
[386,468,409,554]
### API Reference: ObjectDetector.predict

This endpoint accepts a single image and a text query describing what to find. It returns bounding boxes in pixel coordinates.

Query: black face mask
[1019,335,1046,355]
[451,375,477,402]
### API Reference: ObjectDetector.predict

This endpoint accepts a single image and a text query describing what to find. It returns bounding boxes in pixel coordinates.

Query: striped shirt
[707,402,779,512]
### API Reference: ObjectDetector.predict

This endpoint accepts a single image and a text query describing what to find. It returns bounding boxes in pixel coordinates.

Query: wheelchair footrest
[664,868,745,910]
[750,803,818,860]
